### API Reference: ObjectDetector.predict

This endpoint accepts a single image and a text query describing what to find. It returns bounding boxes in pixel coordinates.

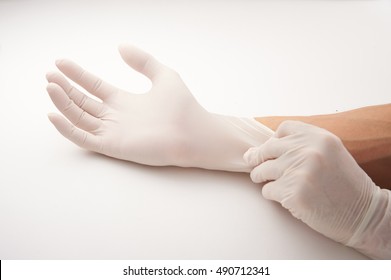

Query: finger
[244,137,287,167]
[46,71,106,117]
[118,44,166,83]
[48,113,102,152]
[47,83,102,132]
[261,180,285,203]
[250,159,282,184]
[55,59,118,100]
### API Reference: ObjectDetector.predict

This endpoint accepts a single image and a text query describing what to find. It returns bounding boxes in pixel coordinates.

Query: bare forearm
[256,104,391,189]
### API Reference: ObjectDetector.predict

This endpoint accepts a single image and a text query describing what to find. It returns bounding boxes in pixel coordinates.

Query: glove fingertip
[243,149,252,165]
[47,112,61,123]
[261,183,273,200]
[250,169,262,184]
[45,71,57,81]
[55,58,66,67]
[118,42,130,53]
[46,82,58,92]
[243,147,258,165]
[47,112,55,120]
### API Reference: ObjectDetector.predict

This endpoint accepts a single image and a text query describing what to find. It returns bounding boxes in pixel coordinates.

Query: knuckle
[306,148,323,163]
[67,86,77,98]
[317,131,342,151]
[295,169,313,187]
[78,69,86,81]
[69,124,77,139]
[303,148,328,175]
[79,94,88,108]
[74,110,86,126]
[63,99,74,113]
[95,103,108,119]
[81,132,88,145]
[91,78,103,93]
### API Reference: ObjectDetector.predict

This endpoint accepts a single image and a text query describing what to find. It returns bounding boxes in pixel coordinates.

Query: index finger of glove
[56,59,118,101]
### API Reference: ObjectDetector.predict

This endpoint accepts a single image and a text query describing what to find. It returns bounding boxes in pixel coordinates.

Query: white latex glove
[244,121,391,259]
[47,44,273,172]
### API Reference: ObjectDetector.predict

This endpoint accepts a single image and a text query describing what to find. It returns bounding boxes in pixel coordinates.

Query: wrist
[206,114,273,172]
[179,113,273,172]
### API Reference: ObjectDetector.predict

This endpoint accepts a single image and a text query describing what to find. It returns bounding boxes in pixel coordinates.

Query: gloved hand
[47,44,273,172]
[244,121,391,259]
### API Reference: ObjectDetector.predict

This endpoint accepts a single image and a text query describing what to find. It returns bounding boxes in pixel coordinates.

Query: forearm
[256,103,391,189]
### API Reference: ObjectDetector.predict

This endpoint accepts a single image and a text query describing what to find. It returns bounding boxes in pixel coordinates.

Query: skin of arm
[256,103,391,189]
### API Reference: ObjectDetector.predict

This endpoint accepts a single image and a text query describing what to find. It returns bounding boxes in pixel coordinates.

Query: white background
[1,0,390,259]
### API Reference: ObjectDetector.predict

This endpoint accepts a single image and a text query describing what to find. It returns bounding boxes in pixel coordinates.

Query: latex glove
[244,121,391,259]
[47,44,273,172]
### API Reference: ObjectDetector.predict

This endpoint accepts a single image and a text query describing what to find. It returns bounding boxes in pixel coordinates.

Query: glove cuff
[222,116,274,172]
[223,116,274,146]
[346,186,391,259]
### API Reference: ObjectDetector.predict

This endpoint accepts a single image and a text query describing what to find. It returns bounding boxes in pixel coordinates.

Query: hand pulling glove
[244,121,391,259]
